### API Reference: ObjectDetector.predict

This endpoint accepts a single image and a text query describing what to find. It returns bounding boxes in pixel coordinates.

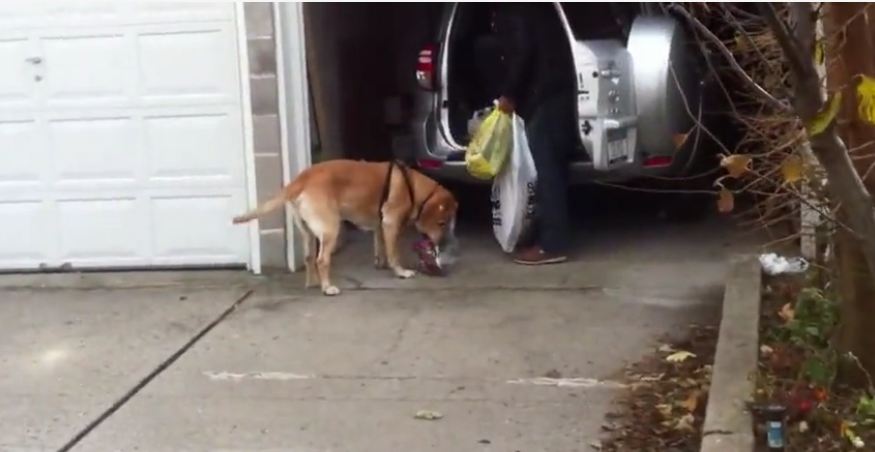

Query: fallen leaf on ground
[841,420,866,448]
[414,410,443,420]
[680,390,701,413]
[656,403,673,418]
[799,420,809,433]
[760,344,774,358]
[658,344,675,353]
[674,413,696,432]
[639,373,665,382]
[813,386,829,402]
[720,154,752,178]
[666,350,697,363]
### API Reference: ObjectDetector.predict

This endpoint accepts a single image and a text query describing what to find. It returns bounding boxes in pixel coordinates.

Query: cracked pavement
[0,192,754,451]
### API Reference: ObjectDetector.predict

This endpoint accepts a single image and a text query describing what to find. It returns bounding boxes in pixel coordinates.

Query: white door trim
[234,2,262,274]
[275,2,312,272]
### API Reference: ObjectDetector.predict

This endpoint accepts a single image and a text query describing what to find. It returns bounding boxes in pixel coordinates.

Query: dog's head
[415,185,459,249]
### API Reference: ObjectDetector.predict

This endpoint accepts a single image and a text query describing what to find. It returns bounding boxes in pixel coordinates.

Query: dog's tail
[232,178,305,224]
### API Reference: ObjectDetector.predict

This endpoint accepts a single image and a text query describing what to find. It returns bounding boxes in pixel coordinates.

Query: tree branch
[669,4,791,112]
[758,3,813,87]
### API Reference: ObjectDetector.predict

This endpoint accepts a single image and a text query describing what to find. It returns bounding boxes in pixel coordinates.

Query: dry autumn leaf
[680,390,700,413]
[655,403,673,418]
[674,413,696,432]
[717,189,734,213]
[806,91,842,137]
[778,303,795,322]
[814,40,825,66]
[666,350,696,363]
[639,373,664,383]
[720,154,752,178]
[781,155,804,184]
[672,132,690,149]
[857,74,875,125]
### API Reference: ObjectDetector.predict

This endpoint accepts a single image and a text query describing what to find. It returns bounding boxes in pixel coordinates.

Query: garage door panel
[0,200,52,264]
[145,112,241,181]
[50,116,139,183]
[41,33,130,107]
[129,3,234,24]
[151,195,246,262]
[0,37,36,110]
[0,2,233,30]
[0,119,45,185]
[137,26,237,104]
[0,3,251,270]
[56,198,147,262]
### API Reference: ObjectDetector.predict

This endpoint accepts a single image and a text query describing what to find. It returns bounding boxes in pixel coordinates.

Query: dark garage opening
[300,3,733,245]
[303,3,443,164]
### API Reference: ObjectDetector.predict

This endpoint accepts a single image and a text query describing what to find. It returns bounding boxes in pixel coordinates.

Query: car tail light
[416,158,444,170]
[643,155,673,168]
[416,43,437,91]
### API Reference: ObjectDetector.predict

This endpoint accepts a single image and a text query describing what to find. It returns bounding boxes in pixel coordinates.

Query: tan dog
[232,159,458,295]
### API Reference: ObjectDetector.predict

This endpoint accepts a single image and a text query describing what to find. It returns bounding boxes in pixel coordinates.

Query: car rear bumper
[408,110,703,185]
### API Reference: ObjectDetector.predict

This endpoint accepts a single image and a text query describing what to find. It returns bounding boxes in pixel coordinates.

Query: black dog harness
[378,160,438,225]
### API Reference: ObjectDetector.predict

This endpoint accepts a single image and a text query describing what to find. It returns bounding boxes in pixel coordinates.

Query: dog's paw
[322,285,341,296]
[395,269,416,279]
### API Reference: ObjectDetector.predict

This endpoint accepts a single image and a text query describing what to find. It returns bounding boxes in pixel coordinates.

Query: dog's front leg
[382,221,415,279]
[373,228,387,269]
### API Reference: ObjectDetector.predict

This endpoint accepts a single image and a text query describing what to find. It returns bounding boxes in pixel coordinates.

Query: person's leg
[534,94,571,254]
[515,93,572,263]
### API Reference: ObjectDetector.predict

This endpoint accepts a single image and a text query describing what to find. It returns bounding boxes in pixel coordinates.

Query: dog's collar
[379,160,438,224]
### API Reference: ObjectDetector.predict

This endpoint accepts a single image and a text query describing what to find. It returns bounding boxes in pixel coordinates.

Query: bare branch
[669,4,791,112]
[718,6,782,80]
[758,3,811,83]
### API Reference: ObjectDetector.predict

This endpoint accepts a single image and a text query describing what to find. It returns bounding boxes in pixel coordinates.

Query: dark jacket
[493,3,576,119]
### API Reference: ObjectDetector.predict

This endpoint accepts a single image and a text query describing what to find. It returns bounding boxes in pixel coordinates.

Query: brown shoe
[513,246,567,265]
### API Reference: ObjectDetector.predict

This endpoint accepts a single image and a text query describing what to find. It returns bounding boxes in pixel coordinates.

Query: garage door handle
[26,57,42,64]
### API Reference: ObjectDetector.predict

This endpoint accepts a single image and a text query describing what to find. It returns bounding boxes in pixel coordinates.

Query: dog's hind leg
[290,206,318,289]
[298,193,342,296]
[314,223,341,296]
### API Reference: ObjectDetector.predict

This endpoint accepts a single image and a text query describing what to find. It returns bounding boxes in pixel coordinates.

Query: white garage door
[0,3,252,270]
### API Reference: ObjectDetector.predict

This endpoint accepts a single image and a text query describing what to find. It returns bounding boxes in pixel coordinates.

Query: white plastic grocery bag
[490,114,537,253]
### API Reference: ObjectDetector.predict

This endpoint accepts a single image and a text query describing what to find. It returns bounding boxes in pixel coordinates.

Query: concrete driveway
[0,196,751,452]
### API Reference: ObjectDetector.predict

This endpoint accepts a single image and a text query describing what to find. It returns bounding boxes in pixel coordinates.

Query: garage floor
[0,191,758,452]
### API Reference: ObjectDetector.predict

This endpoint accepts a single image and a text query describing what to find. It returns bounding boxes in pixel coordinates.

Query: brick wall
[244,3,286,270]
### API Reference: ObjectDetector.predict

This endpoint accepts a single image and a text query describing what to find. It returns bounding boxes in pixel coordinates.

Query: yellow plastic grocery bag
[465,108,512,180]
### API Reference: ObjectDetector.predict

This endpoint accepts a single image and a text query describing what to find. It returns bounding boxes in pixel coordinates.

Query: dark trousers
[524,92,574,254]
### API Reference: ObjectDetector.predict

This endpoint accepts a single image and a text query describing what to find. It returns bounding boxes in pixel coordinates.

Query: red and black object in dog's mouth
[413,236,444,277]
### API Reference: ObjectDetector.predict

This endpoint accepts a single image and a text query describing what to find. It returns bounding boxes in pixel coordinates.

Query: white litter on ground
[203,371,314,381]
[759,253,809,275]
[506,377,627,389]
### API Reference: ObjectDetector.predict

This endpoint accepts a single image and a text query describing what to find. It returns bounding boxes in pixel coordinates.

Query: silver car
[402,3,712,185]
